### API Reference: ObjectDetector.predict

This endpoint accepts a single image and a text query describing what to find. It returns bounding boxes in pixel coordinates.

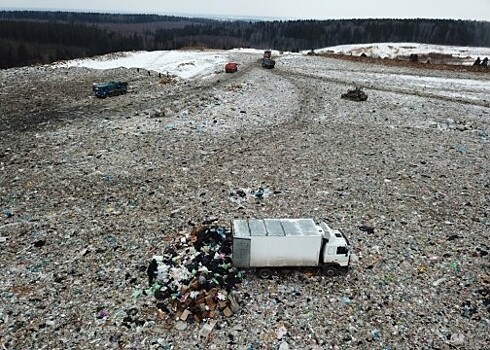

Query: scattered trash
[45,320,56,327]
[199,319,217,339]
[476,130,489,140]
[174,320,188,331]
[432,277,447,287]
[358,225,375,234]
[150,110,166,118]
[229,187,272,204]
[279,341,290,350]
[371,329,381,341]
[447,234,459,241]
[476,247,488,257]
[450,332,465,345]
[276,325,288,339]
[341,296,352,305]
[34,239,46,248]
[456,146,467,154]
[96,310,109,319]
[132,289,143,299]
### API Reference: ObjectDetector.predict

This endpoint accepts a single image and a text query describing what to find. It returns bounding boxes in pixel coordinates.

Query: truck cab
[319,222,351,276]
[225,62,238,73]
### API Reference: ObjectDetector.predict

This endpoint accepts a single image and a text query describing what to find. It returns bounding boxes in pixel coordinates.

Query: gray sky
[1,0,489,21]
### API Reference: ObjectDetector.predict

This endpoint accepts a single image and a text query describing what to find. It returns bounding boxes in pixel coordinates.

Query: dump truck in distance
[225,62,238,73]
[261,50,276,69]
[232,218,351,278]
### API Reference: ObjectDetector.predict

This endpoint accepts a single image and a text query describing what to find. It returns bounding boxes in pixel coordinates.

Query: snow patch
[312,42,490,63]
[56,50,233,79]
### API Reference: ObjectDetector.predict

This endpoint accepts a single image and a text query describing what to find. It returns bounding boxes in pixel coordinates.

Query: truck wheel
[323,266,338,277]
[257,268,273,279]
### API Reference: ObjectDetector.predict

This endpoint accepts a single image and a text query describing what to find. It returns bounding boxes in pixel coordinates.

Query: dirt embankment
[317,52,490,74]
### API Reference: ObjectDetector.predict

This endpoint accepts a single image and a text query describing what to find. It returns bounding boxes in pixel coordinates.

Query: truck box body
[232,219,323,268]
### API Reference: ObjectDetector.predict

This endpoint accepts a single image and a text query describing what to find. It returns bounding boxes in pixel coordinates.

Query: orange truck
[225,62,238,73]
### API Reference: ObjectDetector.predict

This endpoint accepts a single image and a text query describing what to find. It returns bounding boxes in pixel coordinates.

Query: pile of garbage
[229,187,272,204]
[145,226,243,324]
[341,87,368,101]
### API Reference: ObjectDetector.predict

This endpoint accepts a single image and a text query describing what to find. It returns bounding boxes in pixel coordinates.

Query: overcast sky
[1,0,489,21]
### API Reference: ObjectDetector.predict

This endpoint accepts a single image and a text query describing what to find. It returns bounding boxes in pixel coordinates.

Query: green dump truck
[92,81,128,98]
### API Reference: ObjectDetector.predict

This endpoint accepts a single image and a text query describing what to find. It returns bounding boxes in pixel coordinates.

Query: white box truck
[232,218,351,278]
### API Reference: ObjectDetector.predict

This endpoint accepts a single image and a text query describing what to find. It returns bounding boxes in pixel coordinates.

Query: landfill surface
[1,51,489,349]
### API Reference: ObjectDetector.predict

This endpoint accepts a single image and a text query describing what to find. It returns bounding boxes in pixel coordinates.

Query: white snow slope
[57,48,266,79]
[313,42,490,63]
[55,43,490,80]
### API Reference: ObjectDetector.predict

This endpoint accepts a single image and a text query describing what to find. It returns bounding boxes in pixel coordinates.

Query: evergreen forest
[1,10,489,69]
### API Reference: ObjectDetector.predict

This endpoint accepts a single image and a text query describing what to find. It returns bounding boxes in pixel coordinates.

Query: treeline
[1,11,490,69]
[0,20,145,68]
[152,19,490,51]
[0,10,213,24]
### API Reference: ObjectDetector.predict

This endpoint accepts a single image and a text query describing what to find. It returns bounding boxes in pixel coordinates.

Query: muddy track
[120,59,261,115]
[160,58,258,96]
[265,66,329,126]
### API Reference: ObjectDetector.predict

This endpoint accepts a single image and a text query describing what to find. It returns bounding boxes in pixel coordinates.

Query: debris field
[0,51,489,349]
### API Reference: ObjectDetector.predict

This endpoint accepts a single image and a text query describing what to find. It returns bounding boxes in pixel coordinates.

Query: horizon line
[0,7,487,23]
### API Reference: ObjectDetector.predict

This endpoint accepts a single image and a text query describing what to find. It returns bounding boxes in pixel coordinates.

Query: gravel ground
[0,52,489,350]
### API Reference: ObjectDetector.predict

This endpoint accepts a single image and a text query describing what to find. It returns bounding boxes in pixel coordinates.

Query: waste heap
[147,226,243,323]
[229,187,271,204]
[341,87,368,101]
